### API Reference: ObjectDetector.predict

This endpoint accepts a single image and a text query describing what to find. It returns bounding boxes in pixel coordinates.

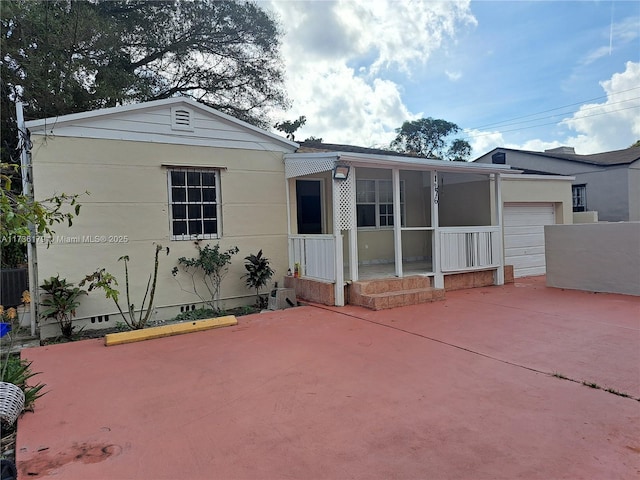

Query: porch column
[494,173,505,285]
[393,168,403,277]
[332,178,345,306]
[348,167,358,282]
[431,171,444,288]
[285,177,293,271]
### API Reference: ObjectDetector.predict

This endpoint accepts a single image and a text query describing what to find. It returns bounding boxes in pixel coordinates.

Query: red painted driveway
[17,277,640,479]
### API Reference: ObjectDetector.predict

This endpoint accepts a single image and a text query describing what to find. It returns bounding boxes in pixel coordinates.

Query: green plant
[240,305,258,316]
[242,249,274,308]
[172,308,218,323]
[1,162,84,242]
[39,276,87,339]
[1,355,46,412]
[172,242,239,312]
[81,244,169,330]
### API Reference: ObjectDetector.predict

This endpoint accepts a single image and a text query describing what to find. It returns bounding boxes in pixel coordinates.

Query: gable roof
[476,146,640,167]
[25,97,298,152]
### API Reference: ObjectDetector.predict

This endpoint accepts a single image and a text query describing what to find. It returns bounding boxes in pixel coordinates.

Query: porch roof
[285,151,516,178]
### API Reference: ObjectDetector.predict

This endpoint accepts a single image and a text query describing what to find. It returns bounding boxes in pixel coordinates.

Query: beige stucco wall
[573,211,598,223]
[494,175,573,224]
[545,223,640,296]
[31,135,290,327]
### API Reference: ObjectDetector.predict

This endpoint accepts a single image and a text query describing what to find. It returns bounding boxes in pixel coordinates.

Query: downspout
[16,101,38,337]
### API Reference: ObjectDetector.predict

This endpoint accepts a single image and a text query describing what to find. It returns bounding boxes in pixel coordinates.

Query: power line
[467,96,640,132]
[462,103,640,140]
[468,85,640,131]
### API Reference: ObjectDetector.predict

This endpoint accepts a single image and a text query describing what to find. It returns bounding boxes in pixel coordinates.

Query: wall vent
[171,107,194,131]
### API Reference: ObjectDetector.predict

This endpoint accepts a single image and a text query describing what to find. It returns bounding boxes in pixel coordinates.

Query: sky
[267,0,640,157]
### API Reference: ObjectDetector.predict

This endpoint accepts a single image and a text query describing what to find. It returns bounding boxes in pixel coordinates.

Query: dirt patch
[19,442,122,478]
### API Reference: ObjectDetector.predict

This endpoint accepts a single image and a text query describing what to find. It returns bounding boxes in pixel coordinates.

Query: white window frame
[356,179,405,229]
[168,168,222,241]
[572,184,587,212]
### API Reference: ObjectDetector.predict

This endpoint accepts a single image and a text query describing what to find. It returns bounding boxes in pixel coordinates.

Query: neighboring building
[474,146,640,222]
[24,98,572,336]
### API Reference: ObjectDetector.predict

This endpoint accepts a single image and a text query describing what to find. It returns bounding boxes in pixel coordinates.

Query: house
[24,98,572,337]
[474,146,640,222]
[296,142,573,280]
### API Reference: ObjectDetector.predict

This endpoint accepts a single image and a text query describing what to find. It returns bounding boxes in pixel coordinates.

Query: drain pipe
[16,101,38,337]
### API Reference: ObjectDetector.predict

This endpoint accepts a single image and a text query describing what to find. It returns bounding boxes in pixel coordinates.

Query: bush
[40,276,86,338]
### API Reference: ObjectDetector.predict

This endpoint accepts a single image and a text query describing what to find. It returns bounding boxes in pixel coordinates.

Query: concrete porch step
[348,276,445,310]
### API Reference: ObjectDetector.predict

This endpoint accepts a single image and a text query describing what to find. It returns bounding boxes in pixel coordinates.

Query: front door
[296,180,322,234]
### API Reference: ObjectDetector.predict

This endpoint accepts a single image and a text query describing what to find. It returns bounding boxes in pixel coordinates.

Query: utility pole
[16,100,38,337]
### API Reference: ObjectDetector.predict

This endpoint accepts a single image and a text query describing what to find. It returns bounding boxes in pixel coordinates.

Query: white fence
[288,235,336,282]
[440,226,501,272]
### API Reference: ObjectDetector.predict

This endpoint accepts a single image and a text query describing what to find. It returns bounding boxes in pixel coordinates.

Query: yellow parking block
[104,316,237,346]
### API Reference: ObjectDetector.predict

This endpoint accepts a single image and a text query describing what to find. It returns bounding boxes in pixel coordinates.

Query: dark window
[168,168,220,240]
[572,184,586,212]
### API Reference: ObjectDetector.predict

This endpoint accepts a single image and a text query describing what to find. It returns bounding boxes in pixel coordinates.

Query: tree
[1,0,289,167]
[274,115,306,141]
[390,118,472,161]
[1,162,83,266]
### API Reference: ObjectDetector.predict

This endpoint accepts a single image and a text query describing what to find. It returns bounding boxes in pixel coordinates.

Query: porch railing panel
[439,226,501,272]
[289,235,336,282]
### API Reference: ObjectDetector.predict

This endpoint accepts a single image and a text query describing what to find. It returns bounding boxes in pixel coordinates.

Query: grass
[551,372,639,401]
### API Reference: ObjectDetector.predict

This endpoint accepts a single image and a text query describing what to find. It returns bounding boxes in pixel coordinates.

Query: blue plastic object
[0,322,11,338]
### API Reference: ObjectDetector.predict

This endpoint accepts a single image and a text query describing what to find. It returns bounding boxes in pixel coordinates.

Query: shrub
[39,276,86,338]
[172,242,239,312]
[242,250,274,308]
[82,244,169,330]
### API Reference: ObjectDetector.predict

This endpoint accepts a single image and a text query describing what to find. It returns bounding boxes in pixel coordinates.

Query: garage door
[504,203,555,278]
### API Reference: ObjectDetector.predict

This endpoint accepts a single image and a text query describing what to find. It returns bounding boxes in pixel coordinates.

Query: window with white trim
[356,179,405,228]
[168,168,221,240]
[572,184,586,212]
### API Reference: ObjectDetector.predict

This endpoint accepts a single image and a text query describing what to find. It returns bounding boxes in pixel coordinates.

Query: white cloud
[445,70,462,81]
[562,61,640,153]
[269,0,476,145]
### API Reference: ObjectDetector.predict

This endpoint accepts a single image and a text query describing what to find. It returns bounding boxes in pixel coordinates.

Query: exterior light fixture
[333,164,350,180]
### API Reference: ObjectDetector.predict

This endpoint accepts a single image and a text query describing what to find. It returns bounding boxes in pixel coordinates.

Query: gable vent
[171,107,194,131]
